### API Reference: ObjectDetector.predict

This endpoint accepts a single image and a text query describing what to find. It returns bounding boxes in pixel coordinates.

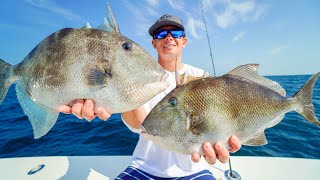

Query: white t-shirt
[122,64,210,178]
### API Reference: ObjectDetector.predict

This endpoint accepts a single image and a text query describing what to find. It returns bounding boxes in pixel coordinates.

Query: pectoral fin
[16,83,59,139]
[243,132,268,146]
[88,68,111,86]
[87,59,112,86]
[187,112,205,135]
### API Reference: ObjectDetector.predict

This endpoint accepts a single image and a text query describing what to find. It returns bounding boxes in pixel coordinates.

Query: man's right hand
[58,99,111,121]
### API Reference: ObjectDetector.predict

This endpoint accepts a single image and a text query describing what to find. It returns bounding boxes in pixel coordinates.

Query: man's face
[152,26,187,59]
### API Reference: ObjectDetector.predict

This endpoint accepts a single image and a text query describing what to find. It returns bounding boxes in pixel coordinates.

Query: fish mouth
[140,125,158,137]
[160,72,170,83]
[140,125,148,134]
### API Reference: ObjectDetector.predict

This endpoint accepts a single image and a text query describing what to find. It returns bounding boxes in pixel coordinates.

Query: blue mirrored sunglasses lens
[170,30,184,38]
[154,30,184,39]
[155,31,168,39]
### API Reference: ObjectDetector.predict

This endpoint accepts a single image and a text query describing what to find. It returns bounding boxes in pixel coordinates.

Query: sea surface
[0,75,319,159]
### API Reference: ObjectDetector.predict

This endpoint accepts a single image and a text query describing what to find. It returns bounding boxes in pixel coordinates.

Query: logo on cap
[160,14,172,21]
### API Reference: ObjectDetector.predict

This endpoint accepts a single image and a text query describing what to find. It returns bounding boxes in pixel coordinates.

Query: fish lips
[161,72,170,85]
[140,125,159,137]
[140,125,148,134]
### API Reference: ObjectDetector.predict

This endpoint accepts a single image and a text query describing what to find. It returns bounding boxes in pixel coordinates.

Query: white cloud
[167,0,185,12]
[25,0,82,21]
[145,7,160,17]
[186,16,205,40]
[213,0,268,29]
[216,8,236,29]
[201,0,214,12]
[145,0,159,8]
[135,23,152,37]
[121,0,160,38]
[232,31,246,43]
[230,1,255,16]
[270,45,289,55]
[252,4,269,21]
[121,1,149,22]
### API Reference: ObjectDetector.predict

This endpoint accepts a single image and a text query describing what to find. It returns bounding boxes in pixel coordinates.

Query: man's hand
[191,136,241,164]
[58,99,111,121]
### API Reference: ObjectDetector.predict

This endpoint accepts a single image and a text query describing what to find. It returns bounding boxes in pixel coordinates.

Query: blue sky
[0,0,319,76]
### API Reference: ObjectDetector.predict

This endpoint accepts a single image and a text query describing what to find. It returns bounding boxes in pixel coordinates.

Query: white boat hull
[0,156,319,180]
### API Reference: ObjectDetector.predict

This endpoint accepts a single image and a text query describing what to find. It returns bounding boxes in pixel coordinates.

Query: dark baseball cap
[149,14,185,36]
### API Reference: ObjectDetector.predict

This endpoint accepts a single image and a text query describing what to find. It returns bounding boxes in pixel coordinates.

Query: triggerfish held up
[0,14,169,139]
[142,64,319,155]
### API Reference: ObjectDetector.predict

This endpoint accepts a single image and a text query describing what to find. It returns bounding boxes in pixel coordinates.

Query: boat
[1,156,319,179]
[1,2,319,180]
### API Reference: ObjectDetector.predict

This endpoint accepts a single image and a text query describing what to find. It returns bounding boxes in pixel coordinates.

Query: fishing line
[175,55,179,85]
[200,0,216,76]
[228,158,237,178]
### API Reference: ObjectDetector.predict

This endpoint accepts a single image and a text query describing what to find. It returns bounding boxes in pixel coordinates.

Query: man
[59,14,241,179]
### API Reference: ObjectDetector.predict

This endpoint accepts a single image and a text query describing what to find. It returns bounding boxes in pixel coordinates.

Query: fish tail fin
[294,72,320,126]
[0,58,14,104]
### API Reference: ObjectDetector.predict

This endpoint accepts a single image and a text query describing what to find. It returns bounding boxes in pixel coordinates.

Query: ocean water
[0,75,319,159]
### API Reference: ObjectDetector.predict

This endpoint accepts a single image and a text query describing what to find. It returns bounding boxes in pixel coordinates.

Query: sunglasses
[153,29,185,39]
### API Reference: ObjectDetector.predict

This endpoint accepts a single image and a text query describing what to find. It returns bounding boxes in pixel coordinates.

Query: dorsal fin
[227,64,286,96]
[97,2,120,33]
[178,72,208,84]
[97,18,113,32]
[82,22,92,29]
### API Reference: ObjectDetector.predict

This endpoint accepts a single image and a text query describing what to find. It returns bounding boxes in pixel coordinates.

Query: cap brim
[149,21,185,36]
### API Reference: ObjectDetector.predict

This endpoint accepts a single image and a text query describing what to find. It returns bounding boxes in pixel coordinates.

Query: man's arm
[122,107,147,129]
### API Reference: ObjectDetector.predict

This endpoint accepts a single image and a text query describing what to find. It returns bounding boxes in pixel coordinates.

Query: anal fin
[268,114,285,128]
[243,132,268,146]
[16,83,59,139]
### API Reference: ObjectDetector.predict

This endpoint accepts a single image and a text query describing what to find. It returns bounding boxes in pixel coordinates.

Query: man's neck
[158,56,183,72]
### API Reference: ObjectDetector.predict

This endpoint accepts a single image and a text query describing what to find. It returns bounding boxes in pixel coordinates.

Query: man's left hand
[191,136,241,164]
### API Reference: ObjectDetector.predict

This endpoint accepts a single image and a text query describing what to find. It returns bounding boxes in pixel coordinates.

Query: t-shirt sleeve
[185,64,209,77]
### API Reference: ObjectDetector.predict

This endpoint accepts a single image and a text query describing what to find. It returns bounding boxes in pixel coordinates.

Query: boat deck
[1,156,319,180]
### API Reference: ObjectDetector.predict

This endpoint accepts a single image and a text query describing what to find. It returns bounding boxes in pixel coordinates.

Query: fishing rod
[200,0,216,77]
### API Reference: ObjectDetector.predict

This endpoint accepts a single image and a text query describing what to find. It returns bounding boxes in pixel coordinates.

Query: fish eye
[122,42,132,51]
[168,97,177,107]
